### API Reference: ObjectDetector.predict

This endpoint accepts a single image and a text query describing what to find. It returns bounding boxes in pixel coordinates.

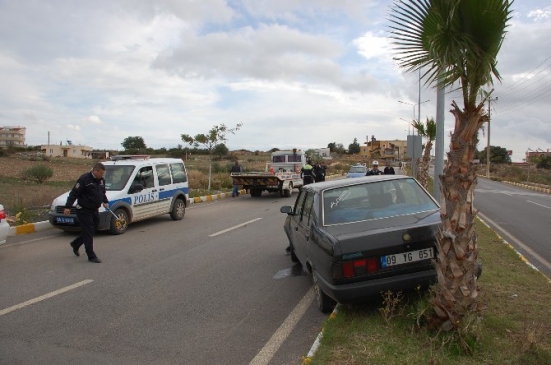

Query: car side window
[302,192,314,224]
[156,164,172,186]
[294,190,307,218]
[170,163,187,183]
[134,166,153,188]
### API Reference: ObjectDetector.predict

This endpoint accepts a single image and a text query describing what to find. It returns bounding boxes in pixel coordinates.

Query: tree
[411,117,436,189]
[389,0,513,336]
[536,155,551,170]
[121,136,147,151]
[214,143,229,157]
[348,138,361,155]
[182,123,242,190]
[476,145,511,164]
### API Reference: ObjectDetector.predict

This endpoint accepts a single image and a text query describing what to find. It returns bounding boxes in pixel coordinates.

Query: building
[526,149,551,161]
[41,142,93,158]
[360,136,407,162]
[314,147,332,160]
[0,126,26,148]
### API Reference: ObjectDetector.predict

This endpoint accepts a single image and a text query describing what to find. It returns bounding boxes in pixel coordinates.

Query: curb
[502,180,551,194]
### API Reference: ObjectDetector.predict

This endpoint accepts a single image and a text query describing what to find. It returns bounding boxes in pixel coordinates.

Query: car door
[155,164,173,214]
[129,165,160,220]
[291,189,315,264]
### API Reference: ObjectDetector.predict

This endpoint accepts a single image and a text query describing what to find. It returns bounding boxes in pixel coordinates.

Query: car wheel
[109,209,129,235]
[283,183,293,197]
[312,271,336,313]
[170,198,186,220]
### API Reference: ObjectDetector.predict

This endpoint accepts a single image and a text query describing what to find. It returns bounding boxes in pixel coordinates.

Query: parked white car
[0,204,10,245]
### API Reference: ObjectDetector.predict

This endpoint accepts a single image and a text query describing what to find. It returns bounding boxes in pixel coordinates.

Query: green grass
[309,220,551,365]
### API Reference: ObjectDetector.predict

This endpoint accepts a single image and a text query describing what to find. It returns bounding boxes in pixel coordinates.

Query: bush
[23,165,54,184]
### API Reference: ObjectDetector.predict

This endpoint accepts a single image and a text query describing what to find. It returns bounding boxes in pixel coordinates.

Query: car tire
[170,198,186,220]
[109,209,129,235]
[312,271,336,313]
[283,183,293,197]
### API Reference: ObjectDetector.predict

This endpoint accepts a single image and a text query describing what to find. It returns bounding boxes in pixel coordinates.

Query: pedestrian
[301,160,316,185]
[313,162,323,182]
[65,162,109,263]
[365,160,383,176]
[384,160,395,175]
[230,161,243,197]
[320,163,327,181]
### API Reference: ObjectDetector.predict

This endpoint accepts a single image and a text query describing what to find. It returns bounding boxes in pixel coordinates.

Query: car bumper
[314,269,436,304]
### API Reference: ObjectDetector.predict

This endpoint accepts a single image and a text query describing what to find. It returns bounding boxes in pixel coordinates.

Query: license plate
[381,248,433,268]
[56,217,75,224]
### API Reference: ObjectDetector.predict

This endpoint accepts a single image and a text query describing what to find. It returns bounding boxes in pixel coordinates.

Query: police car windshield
[104,165,135,191]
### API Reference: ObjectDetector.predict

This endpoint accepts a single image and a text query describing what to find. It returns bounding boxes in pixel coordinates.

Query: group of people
[300,160,326,185]
[366,160,395,176]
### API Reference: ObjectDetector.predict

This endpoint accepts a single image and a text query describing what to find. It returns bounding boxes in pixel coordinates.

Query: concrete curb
[502,180,551,194]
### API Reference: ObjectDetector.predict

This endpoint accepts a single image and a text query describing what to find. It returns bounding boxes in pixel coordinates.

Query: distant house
[314,148,332,160]
[0,126,26,148]
[41,142,93,158]
[360,136,407,162]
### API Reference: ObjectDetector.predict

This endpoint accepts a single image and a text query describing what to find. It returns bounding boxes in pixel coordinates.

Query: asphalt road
[0,193,326,364]
[475,178,551,278]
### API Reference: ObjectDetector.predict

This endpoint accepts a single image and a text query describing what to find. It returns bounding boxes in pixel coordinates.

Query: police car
[48,155,189,234]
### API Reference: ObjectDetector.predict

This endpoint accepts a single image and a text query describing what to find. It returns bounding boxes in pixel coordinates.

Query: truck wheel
[170,198,185,220]
[312,271,336,313]
[109,209,129,235]
[283,183,293,197]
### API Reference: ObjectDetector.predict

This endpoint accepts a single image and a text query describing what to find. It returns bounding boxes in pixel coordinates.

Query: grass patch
[309,220,551,364]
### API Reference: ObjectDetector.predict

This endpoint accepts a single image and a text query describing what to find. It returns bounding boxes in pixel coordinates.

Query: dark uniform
[384,166,395,175]
[301,162,316,185]
[66,170,108,262]
[230,162,242,197]
[313,163,323,182]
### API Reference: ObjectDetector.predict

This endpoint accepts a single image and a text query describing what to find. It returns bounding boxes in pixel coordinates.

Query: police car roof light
[111,155,150,161]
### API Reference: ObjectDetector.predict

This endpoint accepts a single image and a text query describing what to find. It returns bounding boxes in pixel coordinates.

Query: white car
[0,204,10,245]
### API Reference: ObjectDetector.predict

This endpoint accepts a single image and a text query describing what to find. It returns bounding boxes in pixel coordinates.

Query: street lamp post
[486,96,498,178]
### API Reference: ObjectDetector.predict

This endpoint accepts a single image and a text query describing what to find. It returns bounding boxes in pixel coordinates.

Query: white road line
[527,200,551,209]
[249,289,315,365]
[209,218,263,237]
[478,212,551,273]
[0,280,94,317]
[1,234,63,249]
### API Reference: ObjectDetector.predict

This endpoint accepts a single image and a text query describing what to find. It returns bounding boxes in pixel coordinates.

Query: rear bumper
[315,269,436,304]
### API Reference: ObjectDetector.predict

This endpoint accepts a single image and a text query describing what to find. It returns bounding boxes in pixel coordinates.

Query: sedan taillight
[340,257,379,279]
[0,209,6,220]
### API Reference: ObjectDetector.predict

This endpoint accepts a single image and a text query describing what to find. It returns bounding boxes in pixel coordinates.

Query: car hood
[320,210,440,256]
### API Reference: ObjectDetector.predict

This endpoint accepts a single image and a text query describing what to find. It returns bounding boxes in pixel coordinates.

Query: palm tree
[389,0,513,332]
[411,117,436,190]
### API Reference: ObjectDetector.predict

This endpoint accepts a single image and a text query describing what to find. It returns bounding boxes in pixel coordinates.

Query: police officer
[64,162,109,263]
[301,160,316,185]
[365,160,384,176]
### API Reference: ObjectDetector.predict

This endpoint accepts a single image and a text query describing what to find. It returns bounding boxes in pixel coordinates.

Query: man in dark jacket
[384,160,395,175]
[365,160,384,176]
[230,161,242,197]
[64,162,109,263]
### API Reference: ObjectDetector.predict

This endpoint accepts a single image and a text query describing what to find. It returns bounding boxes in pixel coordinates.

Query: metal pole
[486,98,491,178]
[434,84,445,201]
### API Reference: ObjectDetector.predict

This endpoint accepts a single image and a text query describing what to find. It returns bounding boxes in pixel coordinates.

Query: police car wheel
[109,209,129,235]
[170,199,186,220]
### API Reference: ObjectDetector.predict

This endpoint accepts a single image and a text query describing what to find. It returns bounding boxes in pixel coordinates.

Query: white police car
[0,204,10,245]
[48,155,189,235]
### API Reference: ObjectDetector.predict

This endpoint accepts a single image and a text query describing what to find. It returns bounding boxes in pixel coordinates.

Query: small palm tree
[389,0,513,333]
[411,117,436,189]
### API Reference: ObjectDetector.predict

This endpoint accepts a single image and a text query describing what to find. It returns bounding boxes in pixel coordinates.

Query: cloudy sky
[1,0,550,162]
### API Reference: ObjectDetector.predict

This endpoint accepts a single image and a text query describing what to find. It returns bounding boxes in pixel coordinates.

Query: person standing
[301,160,316,185]
[384,161,395,175]
[313,162,323,182]
[230,161,242,197]
[65,162,109,263]
[365,160,383,176]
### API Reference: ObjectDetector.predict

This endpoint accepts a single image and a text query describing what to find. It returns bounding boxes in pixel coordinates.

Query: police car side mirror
[130,183,144,194]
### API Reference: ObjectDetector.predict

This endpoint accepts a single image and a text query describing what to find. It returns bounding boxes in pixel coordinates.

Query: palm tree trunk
[417,141,433,190]
[429,102,485,331]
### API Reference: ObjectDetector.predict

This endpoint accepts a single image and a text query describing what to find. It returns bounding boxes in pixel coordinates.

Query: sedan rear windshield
[322,178,438,225]
[349,166,367,173]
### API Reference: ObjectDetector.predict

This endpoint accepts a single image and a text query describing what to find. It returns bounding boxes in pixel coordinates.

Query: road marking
[209,218,263,237]
[0,280,94,317]
[478,212,551,273]
[527,200,551,209]
[249,289,315,365]
[0,234,62,248]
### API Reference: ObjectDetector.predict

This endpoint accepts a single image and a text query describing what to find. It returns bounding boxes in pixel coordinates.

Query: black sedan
[280,175,440,312]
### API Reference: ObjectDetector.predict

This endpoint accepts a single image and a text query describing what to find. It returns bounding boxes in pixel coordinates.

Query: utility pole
[486,96,498,178]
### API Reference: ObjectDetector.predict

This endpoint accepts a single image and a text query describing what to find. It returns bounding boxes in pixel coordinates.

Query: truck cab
[268,150,307,173]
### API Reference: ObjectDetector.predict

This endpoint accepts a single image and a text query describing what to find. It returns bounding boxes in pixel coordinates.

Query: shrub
[23,165,54,184]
